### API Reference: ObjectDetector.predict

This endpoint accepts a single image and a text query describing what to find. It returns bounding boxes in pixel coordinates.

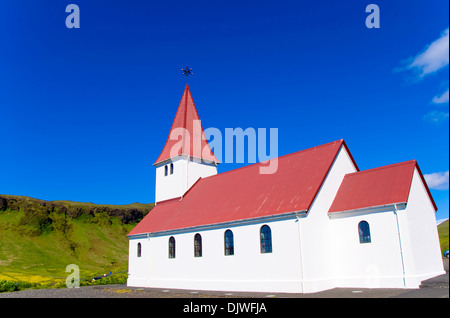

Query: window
[137,242,142,258]
[170,163,174,175]
[194,233,202,257]
[168,236,176,259]
[260,225,272,253]
[358,221,371,243]
[164,165,168,176]
[224,229,234,256]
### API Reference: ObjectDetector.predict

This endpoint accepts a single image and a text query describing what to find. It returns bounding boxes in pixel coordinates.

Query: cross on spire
[181,65,193,79]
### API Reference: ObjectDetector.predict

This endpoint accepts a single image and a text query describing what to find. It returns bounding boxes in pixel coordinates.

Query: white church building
[127,84,444,293]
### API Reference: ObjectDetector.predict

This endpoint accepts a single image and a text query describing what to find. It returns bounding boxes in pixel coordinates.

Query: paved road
[1,259,448,298]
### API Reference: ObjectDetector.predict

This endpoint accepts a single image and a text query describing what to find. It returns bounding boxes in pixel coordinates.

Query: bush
[0,280,39,293]
[0,280,18,292]
[81,273,128,286]
[0,272,128,293]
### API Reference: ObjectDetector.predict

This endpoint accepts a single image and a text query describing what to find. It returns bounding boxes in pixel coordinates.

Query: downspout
[394,204,406,287]
[295,213,305,292]
[146,233,151,287]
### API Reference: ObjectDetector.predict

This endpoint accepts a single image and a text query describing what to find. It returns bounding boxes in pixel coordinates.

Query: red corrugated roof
[154,84,219,165]
[129,140,347,236]
[329,160,437,213]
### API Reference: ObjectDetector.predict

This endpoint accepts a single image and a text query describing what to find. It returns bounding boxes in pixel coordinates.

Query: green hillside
[0,195,153,285]
[438,219,449,254]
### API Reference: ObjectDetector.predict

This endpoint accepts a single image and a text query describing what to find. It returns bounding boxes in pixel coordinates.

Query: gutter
[295,212,305,292]
[328,202,407,216]
[154,155,219,167]
[128,209,307,238]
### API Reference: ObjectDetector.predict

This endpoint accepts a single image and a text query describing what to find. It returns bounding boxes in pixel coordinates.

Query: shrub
[0,280,18,292]
[0,280,38,293]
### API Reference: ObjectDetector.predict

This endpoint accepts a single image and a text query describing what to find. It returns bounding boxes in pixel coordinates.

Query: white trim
[328,202,407,217]
[154,155,219,167]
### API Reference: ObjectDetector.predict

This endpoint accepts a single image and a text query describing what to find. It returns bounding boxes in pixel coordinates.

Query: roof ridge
[199,139,345,181]
[344,159,417,177]
[178,139,345,204]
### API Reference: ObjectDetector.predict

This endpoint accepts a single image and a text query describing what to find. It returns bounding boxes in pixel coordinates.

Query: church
[127,84,444,293]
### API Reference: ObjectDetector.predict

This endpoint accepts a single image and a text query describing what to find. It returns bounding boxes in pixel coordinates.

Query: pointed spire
[154,84,219,165]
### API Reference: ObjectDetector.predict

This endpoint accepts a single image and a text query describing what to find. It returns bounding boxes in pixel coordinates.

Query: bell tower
[153,84,219,203]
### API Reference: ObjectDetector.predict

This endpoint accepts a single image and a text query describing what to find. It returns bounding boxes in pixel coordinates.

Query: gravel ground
[1,259,448,298]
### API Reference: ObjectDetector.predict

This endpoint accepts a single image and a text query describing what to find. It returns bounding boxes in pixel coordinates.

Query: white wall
[299,145,358,293]
[128,218,304,293]
[155,157,188,203]
[328,167,445,289]
[127,237,151,287]
[330,210,406,288]
[399,168,444,285]
[155,156,217,202]
[186,157,218,189]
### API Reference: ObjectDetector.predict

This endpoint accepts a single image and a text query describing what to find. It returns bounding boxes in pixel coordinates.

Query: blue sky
[0,1,448,221]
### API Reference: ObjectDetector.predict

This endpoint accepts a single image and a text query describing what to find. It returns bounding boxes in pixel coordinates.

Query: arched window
[164,165,168,176]
[260,225,272,253]
[168,236,176,259]
[170,163,174,175]
[137,242,142,258]
[358,221,371,243]
[224,229,234,256]
[194,233,202,257]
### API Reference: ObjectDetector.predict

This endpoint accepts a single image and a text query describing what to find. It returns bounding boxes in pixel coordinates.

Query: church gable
[328,160,437,214]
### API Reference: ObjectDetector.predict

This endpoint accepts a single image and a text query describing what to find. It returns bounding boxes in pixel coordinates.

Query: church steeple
[154,84,219,203]
[154,84,219,166]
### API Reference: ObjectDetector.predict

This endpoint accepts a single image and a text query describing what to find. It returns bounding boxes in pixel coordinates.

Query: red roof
[129,140,349,236]
[154,84,219,165]
[329,160,437,213]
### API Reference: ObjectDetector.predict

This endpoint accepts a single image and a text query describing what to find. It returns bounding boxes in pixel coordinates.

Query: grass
[0,195,153,289]
[438,219,449,254]
[0,209,133,283]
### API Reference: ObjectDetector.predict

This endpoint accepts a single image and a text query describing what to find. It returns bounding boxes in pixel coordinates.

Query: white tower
[153,84,219,203]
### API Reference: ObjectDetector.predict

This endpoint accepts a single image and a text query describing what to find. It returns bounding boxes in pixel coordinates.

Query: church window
[168,236,176,259]
[194,233,202,257]
[358,221,371,243]
[224,229,234,256]
[260,225,272,253]
[170,163,174,175]
[164,165,168,176]
[137,242,142,257]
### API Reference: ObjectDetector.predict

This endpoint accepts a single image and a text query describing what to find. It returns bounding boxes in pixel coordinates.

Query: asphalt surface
[1,259,448,298]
